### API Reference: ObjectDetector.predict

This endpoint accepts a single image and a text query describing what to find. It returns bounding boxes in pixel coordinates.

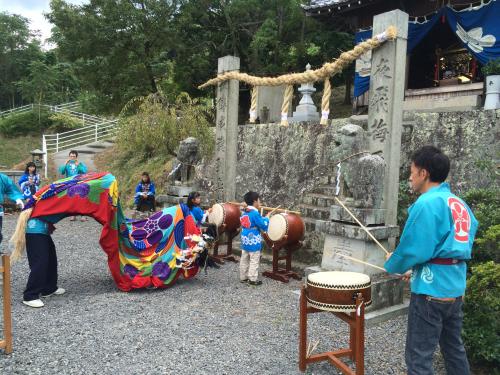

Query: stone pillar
[215,56,240,202]
[367,10,408,226]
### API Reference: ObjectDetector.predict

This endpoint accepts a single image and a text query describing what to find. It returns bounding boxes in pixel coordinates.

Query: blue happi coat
[134,182,156,205]
[240,206,269,252]
[0,173,23,216]
[18,173,41,199]
[190,206,206,227]
[385,183,478,298]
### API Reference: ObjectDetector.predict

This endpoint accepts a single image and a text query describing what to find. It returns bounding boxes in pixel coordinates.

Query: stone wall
[400,110,499,193]
[198,109,499,206]
[193,109,498,262]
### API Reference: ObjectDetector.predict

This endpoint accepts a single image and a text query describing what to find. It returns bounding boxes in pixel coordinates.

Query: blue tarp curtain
[353,0,500,98]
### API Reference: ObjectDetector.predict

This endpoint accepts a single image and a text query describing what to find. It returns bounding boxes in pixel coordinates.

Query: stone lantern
[30,149,45,169]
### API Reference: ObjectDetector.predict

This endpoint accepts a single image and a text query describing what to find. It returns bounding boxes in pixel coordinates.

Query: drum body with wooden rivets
[306,271,372,312]
[265,213,304,247]
[208,203,241,233]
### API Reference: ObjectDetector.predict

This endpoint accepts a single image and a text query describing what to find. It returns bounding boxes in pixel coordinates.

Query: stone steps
[301,192,337,208]
[312,184,338,196]
[298,203,330,221]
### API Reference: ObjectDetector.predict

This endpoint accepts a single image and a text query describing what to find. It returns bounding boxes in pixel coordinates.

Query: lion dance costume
[11,172,205,291]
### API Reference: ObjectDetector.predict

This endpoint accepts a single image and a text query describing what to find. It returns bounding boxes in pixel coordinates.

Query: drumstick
[267,205,281,216]
[334,197,390,255]
[335,252,386,272]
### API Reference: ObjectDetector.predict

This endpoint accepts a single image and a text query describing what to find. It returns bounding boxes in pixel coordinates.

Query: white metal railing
[42,119,118,177]
[0,104,34,117]
[0,101,82,118]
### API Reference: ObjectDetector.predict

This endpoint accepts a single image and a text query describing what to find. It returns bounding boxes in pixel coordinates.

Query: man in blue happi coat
[0,173,24,249]
[385,146,478,375]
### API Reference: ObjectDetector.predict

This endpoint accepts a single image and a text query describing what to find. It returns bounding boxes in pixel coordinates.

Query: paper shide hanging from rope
[199,26,397,125]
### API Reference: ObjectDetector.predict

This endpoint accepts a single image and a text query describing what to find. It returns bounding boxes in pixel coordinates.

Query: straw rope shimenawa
[249,86,258,123]
[320,79,331,125]
[198,26,397,89]
[199,26,396,125]
[280,85,294,126]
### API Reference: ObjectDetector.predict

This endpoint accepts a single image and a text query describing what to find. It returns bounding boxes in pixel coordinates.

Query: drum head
[307,271,370,289]
[268,214,287,242]
[208,204,224,226]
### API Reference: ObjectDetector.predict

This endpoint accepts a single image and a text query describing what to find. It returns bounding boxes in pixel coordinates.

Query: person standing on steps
[58,150,88,221]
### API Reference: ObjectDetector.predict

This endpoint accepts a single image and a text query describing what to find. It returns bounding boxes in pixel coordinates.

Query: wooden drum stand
[299,287,366,375]
[0,254,13,354]
[262,240,302,283]
[212,226,240,264]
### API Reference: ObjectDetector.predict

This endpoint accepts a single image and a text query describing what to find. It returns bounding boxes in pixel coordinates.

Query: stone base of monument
[317,220,399,276]
[309,211,407,325]
[156,185,196,208]
[304,265,408,326]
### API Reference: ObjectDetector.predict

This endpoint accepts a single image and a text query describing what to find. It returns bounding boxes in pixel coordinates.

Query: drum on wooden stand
[299,270,371,374]
[306,271,372,312]
[208,203,241,233]
[262,212,305,283]
[207,203,241,263]
[265,212,305,248]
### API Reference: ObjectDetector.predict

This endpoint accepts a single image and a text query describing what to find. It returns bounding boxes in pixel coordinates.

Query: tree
[47,0,179,113]
[17,61,57,122]
[0,12,43,109]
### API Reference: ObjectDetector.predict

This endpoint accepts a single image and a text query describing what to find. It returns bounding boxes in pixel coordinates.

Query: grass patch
[0,134,41,169]
[94,146,174,208]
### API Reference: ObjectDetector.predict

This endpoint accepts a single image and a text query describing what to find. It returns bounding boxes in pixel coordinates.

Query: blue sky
[0,0,85,48]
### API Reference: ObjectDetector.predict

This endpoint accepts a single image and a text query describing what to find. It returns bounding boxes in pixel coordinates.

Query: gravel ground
[0,214,447,375]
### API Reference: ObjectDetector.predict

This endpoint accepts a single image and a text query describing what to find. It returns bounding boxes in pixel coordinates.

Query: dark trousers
[406,293,470,375]
[24,233,58,301]
[136,196,156,212]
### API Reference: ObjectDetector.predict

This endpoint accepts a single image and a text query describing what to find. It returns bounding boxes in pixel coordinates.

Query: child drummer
[239,191,270,286]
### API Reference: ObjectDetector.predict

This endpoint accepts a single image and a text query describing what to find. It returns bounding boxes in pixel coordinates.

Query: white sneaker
[42,287,66,297]
[23,299,44,308]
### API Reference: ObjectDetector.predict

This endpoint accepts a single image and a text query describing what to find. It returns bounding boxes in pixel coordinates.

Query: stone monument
[158,137,201,207]
[289,64,320,123]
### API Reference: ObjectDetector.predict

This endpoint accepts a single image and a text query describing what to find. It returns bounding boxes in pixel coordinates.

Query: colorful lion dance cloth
[17,172,203,291]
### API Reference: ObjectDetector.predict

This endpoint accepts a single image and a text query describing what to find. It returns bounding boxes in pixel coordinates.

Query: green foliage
[46,0,354,112]
[117,92,214,161]
[462,188,500,242]
[463,261,500,367]
[0,109,52,137]
[48,0,178,114]
[96,148,171,208]
[397,180,417,229]
[47,111,84,133]
[474,225,500,264]
[0,12,44,110]
[482,58,500,76]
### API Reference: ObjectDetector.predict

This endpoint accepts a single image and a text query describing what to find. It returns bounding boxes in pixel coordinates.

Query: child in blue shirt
[18,162,41,200]
[239,191,270,285]
[186,192,209,227]
[385,146,478,375]
[134,172,156,212]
